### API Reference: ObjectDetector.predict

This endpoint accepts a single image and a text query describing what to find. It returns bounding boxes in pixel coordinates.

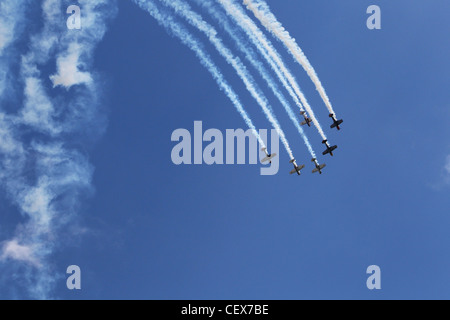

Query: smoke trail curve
[244,0,337,116]
[156,0,295,159]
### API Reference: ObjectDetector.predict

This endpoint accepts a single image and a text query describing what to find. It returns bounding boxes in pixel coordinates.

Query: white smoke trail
[218,0,327,141]
[0,0,116,299]
[131,0,265,150]
[195,0,316,158]
[244,0,337,116]
[155,0,295,160]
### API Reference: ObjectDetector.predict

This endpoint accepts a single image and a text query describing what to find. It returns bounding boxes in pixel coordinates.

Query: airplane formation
[262,112,343,176]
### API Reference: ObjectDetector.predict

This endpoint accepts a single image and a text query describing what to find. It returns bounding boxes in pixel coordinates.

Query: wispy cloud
[0,0,117,298]
[50,43,93,88]
[1,240,41,267]
[445,155,450,175]
[0,0,25,53]
[0,0,28,98]
[428,155,450,190]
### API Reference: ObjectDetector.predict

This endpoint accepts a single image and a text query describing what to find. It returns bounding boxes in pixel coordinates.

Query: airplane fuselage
[329,114,343,131]
[322,141,337,156]
[290,160,305,176]
[300,112,312,127]
[312,158,326,174]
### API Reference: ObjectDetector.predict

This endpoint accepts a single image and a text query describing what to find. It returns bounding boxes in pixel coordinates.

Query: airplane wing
[298,165,305,170]
[323,147,336,156]
[261,153,277,163]
[300,121,307,126]
[320,164,326,169]
[290,169,297,175]
[331,120,343,128]
[312,168,318,173]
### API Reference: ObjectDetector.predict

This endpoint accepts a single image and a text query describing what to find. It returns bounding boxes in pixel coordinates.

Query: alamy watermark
[171,121,280,176]
[67,5,81,30]
[367,5,381,30]
[366,265,381,290]
[66,265,81,290]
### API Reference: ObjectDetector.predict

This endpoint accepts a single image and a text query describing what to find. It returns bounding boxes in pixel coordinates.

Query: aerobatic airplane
[261,148,277,164]
[312,158,326,174]
[329,114,343,131]
[289,159,305,176]
[300,111,312,127]
[322,140,338,157]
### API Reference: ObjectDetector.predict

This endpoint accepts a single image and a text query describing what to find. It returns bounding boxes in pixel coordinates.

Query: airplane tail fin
[322,140,328,144]
[311,158,316,162]
[289,159,295,164]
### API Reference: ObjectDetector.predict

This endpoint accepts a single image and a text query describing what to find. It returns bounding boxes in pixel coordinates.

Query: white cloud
[50,43,93,89]
[445,156,450,175]
[1,240,41,267]
[0,1,19,53]
[20,180,53,230]
[20,77,60,134]
[0,0,117,299]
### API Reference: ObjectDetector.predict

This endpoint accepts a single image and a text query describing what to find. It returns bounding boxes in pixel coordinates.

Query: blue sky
[1,0,449,299]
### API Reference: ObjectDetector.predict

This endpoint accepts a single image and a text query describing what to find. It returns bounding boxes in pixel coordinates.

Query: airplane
[261,148,277,164]
[329,113,343,131]
[322,139,338,156]
[312,158,326,174]
[300,111,312,127]
[289,159,305,176]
